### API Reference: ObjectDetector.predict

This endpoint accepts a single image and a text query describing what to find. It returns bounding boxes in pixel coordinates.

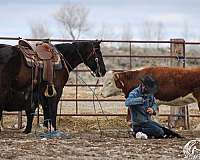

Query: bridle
[74,43,101,77]
[86,46,101,77]
[86,47,96,61]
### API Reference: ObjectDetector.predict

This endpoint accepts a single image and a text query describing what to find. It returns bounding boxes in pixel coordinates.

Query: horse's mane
[0,44,11,48]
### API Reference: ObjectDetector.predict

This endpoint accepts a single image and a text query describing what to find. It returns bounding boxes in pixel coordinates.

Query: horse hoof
[0,126,4,132]
[23,130,31,134]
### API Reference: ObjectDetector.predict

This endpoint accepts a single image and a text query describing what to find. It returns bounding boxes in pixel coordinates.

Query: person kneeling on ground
[125,74,182,139]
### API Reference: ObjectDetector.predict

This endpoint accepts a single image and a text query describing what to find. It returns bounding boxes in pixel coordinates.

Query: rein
[85,47,97,61]
[50,43,125,137]
[73,43,101,77]
[65,44,125,136]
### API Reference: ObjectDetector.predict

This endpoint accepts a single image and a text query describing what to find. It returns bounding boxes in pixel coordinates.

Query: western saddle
[18,39,64,97]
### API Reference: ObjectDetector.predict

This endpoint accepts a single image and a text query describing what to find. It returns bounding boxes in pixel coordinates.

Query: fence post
[18,111,22,129]
[169,38,189,130]
[75,68,78,114]
[129,42,132,69]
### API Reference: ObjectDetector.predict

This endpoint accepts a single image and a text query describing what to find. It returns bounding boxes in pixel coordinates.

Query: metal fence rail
[1,37,200,129]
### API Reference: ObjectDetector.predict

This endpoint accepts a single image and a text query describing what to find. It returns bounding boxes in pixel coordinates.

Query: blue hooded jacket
[125,85,158,125]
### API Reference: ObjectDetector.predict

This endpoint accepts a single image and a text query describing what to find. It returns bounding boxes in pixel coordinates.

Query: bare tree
[155,22,164,48]
[141,21,154,41]
[96,22,117,40]
[182,21,189,40]
[29,21,51,39]
[141,20,164,48]
[120,23,133,49]
[54,2,89,40]
[121,23,133,41]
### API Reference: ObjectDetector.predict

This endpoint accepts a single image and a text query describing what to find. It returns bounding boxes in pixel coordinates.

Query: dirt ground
[1,88,200,160]
[0,116,199,160]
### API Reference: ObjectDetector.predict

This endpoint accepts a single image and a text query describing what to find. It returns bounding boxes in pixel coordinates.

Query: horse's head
[73,40,106,77]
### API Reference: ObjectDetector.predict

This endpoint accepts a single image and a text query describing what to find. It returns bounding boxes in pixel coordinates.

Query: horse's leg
[0,109,4,131]
[23,104,36,134]
[192,89,200,110]
[48,98,59,131]
[42,104,50,129]
[46,83,63,131]
[127,108,132,128]
[38,94,49,129]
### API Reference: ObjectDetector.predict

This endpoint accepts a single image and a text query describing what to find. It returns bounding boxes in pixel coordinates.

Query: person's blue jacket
[125,85,158,125]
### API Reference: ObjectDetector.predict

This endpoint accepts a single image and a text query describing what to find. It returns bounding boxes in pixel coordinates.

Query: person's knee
[154,127,164,137]
[145,124,164,138]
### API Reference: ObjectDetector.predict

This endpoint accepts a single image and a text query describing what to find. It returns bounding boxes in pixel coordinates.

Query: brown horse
[0,40,106,133]
[0,44,29,131]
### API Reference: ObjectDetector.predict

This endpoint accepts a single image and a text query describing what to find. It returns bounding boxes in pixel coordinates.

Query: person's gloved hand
[146,107,154,114]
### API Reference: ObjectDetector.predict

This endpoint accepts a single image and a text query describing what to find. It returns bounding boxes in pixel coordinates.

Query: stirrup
[44,84,57,97]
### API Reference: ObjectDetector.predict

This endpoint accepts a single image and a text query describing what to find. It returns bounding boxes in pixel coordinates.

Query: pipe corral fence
[1,36,200,129]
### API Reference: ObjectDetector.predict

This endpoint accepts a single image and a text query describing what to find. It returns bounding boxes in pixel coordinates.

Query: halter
[74,43,101,77]
[86,47,97,61]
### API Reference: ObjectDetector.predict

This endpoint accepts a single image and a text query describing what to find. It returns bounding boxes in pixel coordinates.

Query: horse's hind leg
[0,109,4,131]
[192,89,200,110]
[47,98,59,131]
[127,108,132,128]
[42,104,50,129]
[23,107,35,134]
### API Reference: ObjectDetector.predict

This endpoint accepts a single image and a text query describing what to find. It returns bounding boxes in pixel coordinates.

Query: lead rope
[77,74,123,137]
[92,79,103,136]
[58,45,123,136]
[95,58,101,77]
[73,45,97,78]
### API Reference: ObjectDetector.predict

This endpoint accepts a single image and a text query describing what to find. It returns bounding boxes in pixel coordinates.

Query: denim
[125,85,164,138]
[133,120,164,138]
[125,85,158,125]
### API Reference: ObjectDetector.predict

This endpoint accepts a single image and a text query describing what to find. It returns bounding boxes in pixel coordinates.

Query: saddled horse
[0,44,29,131]
[0,40,106,133]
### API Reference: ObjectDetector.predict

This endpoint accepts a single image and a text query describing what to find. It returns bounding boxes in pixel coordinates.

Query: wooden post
[37,106,40,126]
[18,111,22,129]
[169,39,189,130]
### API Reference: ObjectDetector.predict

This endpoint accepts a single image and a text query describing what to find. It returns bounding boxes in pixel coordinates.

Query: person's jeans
[133,121,164,138]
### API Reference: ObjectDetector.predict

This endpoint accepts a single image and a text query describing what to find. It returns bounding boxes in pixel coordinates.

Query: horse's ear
[96,39,102,44]
[72,42,78,48]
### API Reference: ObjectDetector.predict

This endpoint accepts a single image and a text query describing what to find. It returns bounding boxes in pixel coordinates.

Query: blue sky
[0,0,200,44]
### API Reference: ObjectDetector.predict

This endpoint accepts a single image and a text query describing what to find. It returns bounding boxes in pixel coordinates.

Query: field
[1,45,200,160]
[1,115,200,160]
[1,86,200,160]
[1,99,200,160]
